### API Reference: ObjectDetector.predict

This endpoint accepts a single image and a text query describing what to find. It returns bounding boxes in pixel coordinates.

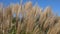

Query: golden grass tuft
[0,1,60,34]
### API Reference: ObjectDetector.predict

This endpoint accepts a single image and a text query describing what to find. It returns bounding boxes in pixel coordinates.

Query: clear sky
[0,0,60,16]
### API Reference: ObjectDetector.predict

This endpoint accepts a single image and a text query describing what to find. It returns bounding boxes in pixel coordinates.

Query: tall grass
[0,1,60,34]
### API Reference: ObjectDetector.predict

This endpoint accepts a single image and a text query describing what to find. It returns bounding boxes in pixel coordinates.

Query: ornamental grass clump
[0,1,60,34]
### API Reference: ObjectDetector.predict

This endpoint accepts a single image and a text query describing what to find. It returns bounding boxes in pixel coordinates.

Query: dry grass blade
[47,20,60,34]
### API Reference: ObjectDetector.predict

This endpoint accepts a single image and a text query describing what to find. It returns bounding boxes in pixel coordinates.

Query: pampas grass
[0,1,60,34]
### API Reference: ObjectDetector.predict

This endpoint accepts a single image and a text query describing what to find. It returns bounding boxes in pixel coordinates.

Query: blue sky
[0,0,60,16]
